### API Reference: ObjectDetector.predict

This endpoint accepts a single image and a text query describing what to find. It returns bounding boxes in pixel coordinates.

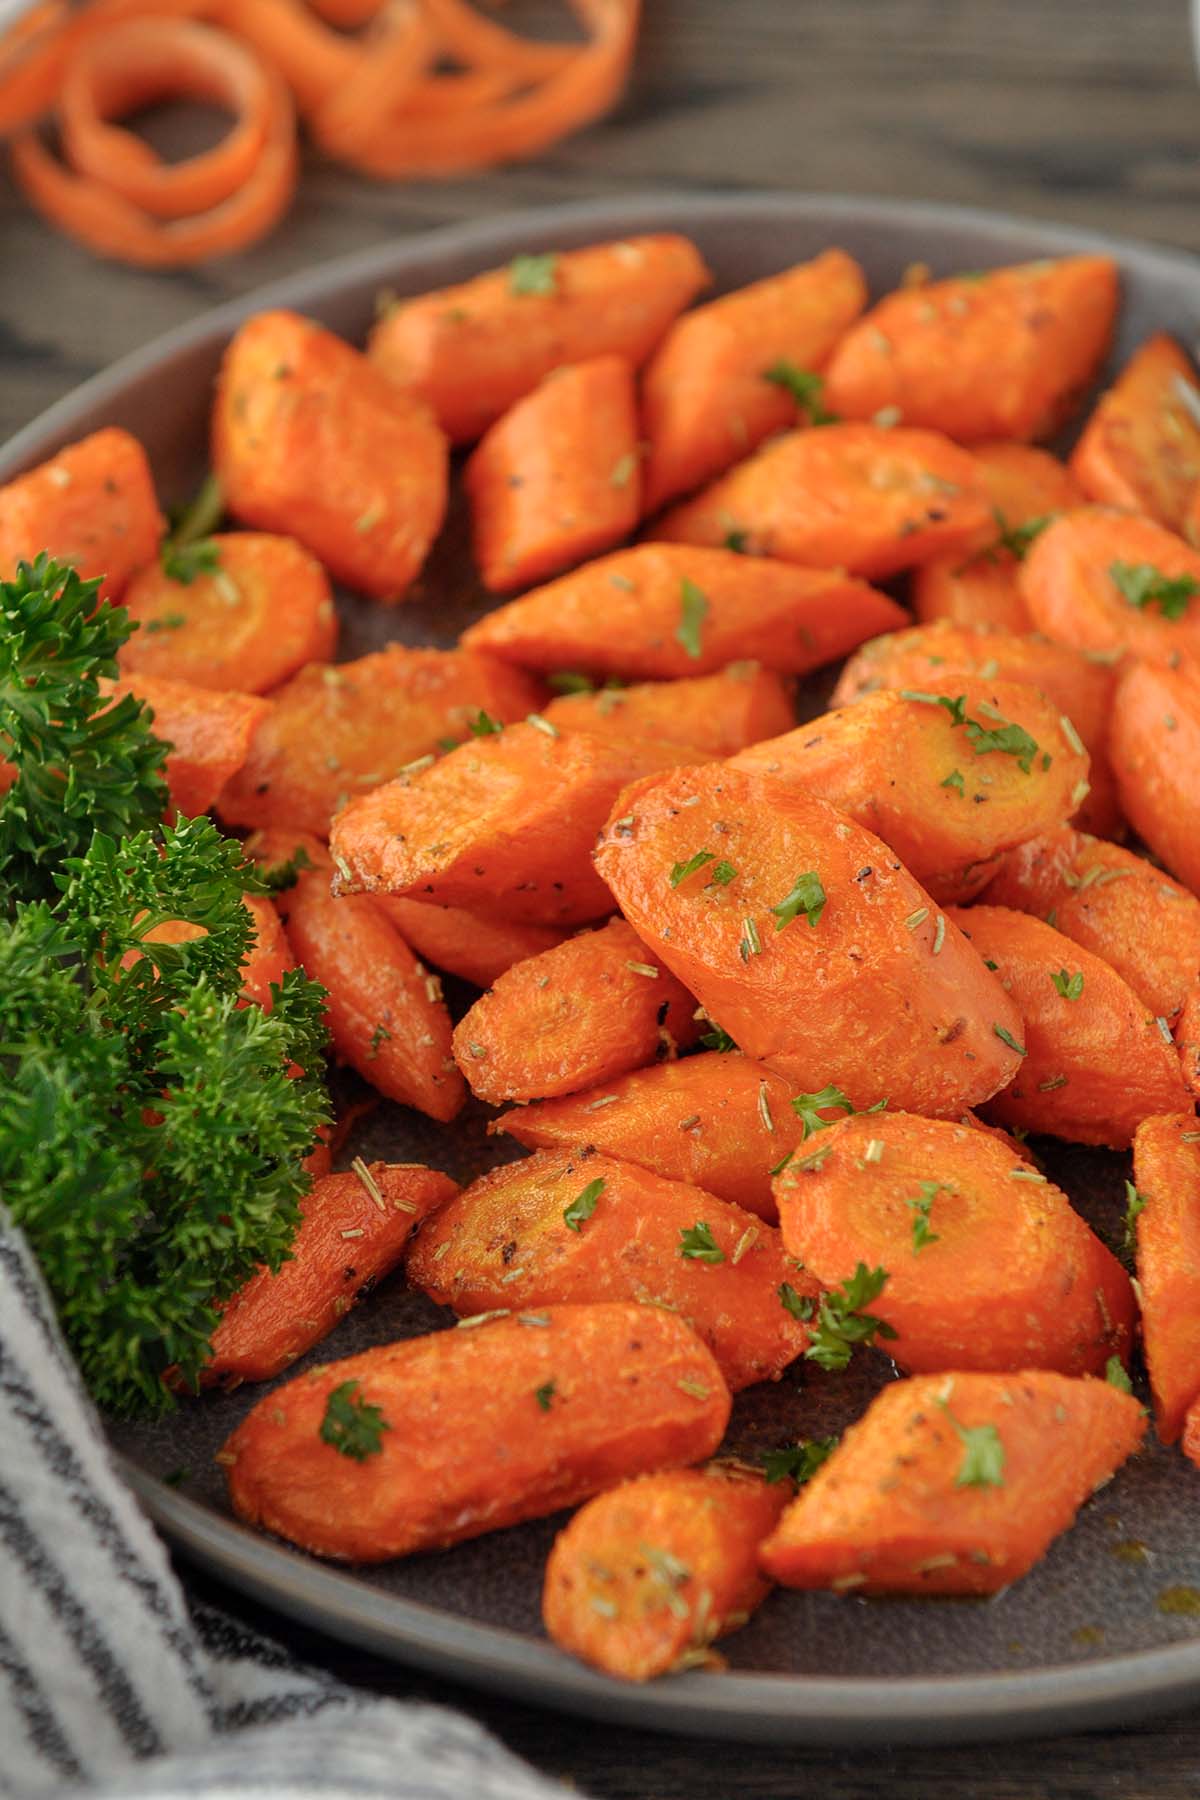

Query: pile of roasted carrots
[10,230,1200,1682]
[0,0,640,266]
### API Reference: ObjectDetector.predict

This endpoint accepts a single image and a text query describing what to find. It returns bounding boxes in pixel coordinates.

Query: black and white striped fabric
[0,1214,574,1800]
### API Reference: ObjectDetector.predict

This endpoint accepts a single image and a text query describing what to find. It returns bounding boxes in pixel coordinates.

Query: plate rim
[13,187,1200,1743]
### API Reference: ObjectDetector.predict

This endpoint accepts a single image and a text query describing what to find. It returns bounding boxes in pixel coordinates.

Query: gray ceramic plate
[8,193,1200,1747]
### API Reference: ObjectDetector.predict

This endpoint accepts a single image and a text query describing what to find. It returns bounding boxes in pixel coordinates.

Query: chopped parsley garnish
[670,849,716,888]
[563,1176,605,1232]
[941,768,965,793]
[145,612,188,633]
[1051,968,1084,1000]
[978,507,1052,564]
[778,1281,814,1321]
[160,539,221,585]
[938,1401,1005,1488]
[763,1435,839,1485]
[1106,1356,1133,1395]
[679,1220,724,1263]
[257,845,313,893]
[804,1263,897,1372]
[994,1024,1026,1056]
[907,1180,946,1251]
[790,1085,885,1141]
[368,1022,392,1058]
[739,916,762,961]
[762,360,837,424]
[319,1380,390,1461]
[1109,560,1197,621]
[770,870,826,931]
[1123,1180,1148,1257]
[676,577,709,660]
[709,859,737,887]
[535,1380,556,1412]
[509,252,558,295]
[469,709,503,737]
[699,1023,738,1052]
[547,670,595,694]
[901,689,1039,772]
[724,528,749,553]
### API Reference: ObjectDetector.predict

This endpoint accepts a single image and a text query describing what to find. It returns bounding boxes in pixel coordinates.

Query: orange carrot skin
[1070,333,1200,530]
[100,671,269,819]
[120,533,337,694]
[460,545,906,681]
[492,1050,806,1223]
[543,1464,790,1681]
[222,1302,732,1562]
[732,679,1089,905]
[948,904,1191,1147]
[911,441,1084,636]
[1132,1114,1200,1443]
[829,619,1119,839]
[216,645,542,837]
[640,248,868,511]
[1177,986,1200,1101]
[405,1148,814,1392]
[246,828,466,1123]
[774,1111,1134,1378]
[1019,507,1200,667]
[653,424,990,580]
[239,892,295,1011]
[542,663,794,757]
[0,427,162,601]
[823,257,1118,442]
[213,309,448,602]
[329,722,706,927]
[465,355,640,593]
[983,826,1200,1027]
[367,233,710,445]
[758,1370,1145,1597]
[594,762,1023,1117]
[452,917,699,1104]
[207,1163,456,1386]
[1109,658,1200,898]
[372,895,569,989]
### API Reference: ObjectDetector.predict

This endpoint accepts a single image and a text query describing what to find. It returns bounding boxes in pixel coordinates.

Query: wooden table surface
[6,0,1200,1792]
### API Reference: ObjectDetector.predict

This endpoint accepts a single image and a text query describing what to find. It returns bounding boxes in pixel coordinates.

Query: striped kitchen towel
[0,1214,573,1800]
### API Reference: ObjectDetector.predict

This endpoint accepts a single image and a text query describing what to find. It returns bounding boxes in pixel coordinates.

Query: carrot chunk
[216,645,541,837]
[1177,986,1200,1101]
[593,762,1024,1117]
[372,896,569,990]
[222,1301,731,1562]
[465,355,640,593]
[652,424,990,580]
[823,257,1118,442]
[543,1463,790,1681]
[206,1162,456,1386]
[1132,1114,1200,1443]
[1070,333,1200,530]
[758,1369,1144,1596]
[367,233,709,444]
[640,248,868,511]
[774,1110,1134,1377]
[461,544,906,681]
[543,662,794,757]
[1109,658,1200,898]
[0,427,162,601]
[213,308,448,602]
[452,917,699,1104]
[101,670,269,819]
[238,891,295,1011]
[405,1148,814,1392]
[1019,507,1200,667]
[948,904,1191,1147]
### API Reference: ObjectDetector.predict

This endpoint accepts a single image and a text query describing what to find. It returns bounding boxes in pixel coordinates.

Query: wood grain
[7,0,1200,1787]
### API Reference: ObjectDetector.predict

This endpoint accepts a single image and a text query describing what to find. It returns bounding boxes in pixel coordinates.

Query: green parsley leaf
[762,360,837,424]
[319,1380,391,1461]
[1051,968,1085,1000]
[901,689,967,725]
[1105,1356,1133,1395]
[709,859,737,887]
[778,1281,815,1321]
[977,508,1052,564]
[145,612,188,633]
[160,539,221,586]
[368,1022,392,1057]
[1110,560,1197,622]
[679,1220,725,1263]
[699,1023,738,1052]
[804,1263,897,1372]
[762,1435,839,1485]
[256,845,313,893]
[535,1380,556,1412]
[676,577,709,660]
[994,1024,1026,1056]
[669,849,716,888]
[964,714,1039,773]
[907,1179,947,1251]
[547,671,595,694]
[790,1083,855,1140]
[941,768,965,793]
[723,528,749,553]
[563,1176,605,1233]
[770,870,826,931]
[509,252,558,296]
[468,709,503,737]
[938,1402,1006,1488]
[1123,1179,1148,1258]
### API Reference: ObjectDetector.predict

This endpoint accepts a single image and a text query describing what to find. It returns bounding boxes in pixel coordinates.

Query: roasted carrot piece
[0,427,162,601]
[206,1163,456,1387]
[732,678,1089,905]
[213,309,448,603]
[372,896,570,990]
[239,892,295,1011]
[829,620,1119,839]
[329,721,704,927]
[758,1369,1144,1596]
[246,828,466,1123]
[822,257,1118,442]
[451,917,699,1104]
[1109,658,1200,898]
[542,663,794,756]
[947,904,1191,1147]
[1069,334,1200,530]
[119,533,337,694]
[982,826,1200,1027]
[100,671,269,819]
[774,1111,1134,1377]
[222,1301,732,1562]
[367,233,710,444]
[492,1050,805,1223]
[1131,1114,1200,1443]
[405,1148,814,1392]
[464,355,640,593]
[1019,507,1200,667]
[652,424,990,580]
[1177,986,1200,1101]
[593,762,1023,1117]
[543,1463,790,1681]
[216,645,542,837]
[640,248,868,511]
[460,545,906,681]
